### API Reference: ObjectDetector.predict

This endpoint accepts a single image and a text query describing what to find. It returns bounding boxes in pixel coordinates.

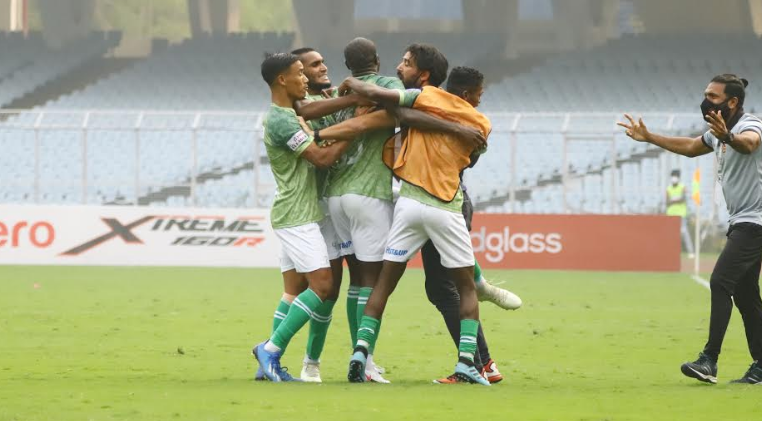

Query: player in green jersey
[252,51,481,382]
[257,47,369,382]
[252,52,388,382]
[341,45,492,385]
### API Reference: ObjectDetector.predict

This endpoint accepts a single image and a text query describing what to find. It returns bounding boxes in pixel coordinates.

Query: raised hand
[338,77,361,96]
[617,114,650,142]
[706,110,730,141]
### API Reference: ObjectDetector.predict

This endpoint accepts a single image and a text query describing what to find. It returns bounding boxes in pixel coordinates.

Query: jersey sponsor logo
[339,240,353,250]
[61,215,266,255]
[385,247,408,257]
[287,130,309,152]
[0,220,55,248]
[471,227,562,263]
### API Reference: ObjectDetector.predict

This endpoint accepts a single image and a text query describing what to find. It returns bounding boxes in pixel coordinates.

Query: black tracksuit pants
[703,222,762,362]
[421,189,492,370]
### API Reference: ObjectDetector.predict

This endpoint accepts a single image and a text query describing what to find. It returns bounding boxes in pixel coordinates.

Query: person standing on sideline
[619,74,762,385]
[666,169,695,259]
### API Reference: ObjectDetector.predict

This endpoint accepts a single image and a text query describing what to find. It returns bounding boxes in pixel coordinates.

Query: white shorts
[328,194,394,262]
[384,197,474,268]
[318,199,342,261]
[275,222,331,273]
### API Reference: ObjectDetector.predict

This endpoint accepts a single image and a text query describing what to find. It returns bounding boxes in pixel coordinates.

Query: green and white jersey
[263,103,323,229]
[395,88,486,214]
[305,91,338,198]
[326,73,404,201]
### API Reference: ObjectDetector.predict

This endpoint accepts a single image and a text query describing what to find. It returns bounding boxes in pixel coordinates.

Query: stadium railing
[0,109,724,221]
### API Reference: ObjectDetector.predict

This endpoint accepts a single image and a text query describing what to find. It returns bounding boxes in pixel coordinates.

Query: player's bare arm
[392,107,487,150]
[294,93,374,121]
[618,113,712,158]
[338,77,401,108]
[296,111,394,168]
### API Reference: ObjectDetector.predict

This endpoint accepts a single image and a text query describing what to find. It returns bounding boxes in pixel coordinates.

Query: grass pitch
[1,265,760,421]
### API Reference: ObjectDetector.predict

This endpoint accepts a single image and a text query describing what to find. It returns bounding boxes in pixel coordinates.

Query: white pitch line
[691,275,711,290]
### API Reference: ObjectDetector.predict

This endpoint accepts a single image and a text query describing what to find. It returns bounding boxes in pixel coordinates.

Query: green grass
[1,266,760,421]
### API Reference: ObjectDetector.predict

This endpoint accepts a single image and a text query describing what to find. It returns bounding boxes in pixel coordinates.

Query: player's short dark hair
[671,169,680,177]
[711,74,749,107]
[405,43,448,87]
[344,37,378,71]
[261,52,299,86]
[446,66,484,95]
[290,47,315,56]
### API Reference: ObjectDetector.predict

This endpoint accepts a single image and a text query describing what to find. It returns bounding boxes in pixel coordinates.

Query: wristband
[721,133,734,145]
[314,129,322,144]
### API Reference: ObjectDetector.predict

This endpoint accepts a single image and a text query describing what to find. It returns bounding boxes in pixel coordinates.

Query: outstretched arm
[317,110,396,141]
[294,93,372,121]
[338,77,401,108]
[294,111,396,170]
[300,141,355,169]
[618,114,711,158]
[392,107,486,150]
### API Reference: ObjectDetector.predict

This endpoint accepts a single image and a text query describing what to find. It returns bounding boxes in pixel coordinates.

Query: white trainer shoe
[365,356,390,384]
[367,354,386,374]
[300,359,322,383]
[476,278,522,310]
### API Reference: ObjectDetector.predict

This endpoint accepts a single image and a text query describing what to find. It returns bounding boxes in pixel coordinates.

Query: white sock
[264,340,281,353]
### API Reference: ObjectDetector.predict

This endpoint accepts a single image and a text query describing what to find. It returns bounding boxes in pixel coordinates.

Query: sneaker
[348,347,368,383]
[680,352,718,384]
[481,359,503,384]
[476,279,522,310]
[367,354,385,374]
[433,372,472,384]
[434,361,490,386]
[301,360,322,383]
[252,341,301,382]
[366,359,391,384]
[730,361,762,384]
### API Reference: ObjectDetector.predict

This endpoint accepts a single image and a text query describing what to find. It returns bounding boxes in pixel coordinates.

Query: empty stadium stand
[0,32,746,220]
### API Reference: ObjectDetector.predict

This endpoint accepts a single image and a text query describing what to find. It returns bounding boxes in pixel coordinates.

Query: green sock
[357,287,372,329]
[459,319,480,362]
[306,299,335,361]
[270,289,322,351]
[369,320,382,354]
[357,287,379,352]
[346,285,360,347]
[272,299,291,334]
[356,315,380,353]
[474,259,483,284]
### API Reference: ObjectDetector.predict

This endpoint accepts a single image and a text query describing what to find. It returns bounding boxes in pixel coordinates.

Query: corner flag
[692,168,701,205]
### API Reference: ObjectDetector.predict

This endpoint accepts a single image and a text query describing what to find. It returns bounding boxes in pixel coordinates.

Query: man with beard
[340,44,494,385]
[619,74,762,384]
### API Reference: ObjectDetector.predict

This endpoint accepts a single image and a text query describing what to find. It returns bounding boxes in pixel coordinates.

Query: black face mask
[700,98,732,122]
